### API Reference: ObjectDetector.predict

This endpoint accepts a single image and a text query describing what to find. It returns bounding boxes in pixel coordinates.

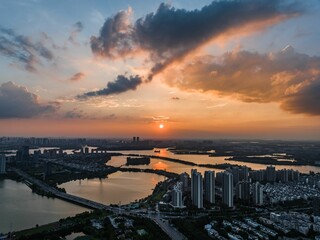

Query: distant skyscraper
[191,169,203,208]
[222,171,234,208]
[204,171,215,204]
[236,181,250,201]
[266,166,276,182]
[252,182,264,205]
[0,155,6,174]
[172,182,184,208]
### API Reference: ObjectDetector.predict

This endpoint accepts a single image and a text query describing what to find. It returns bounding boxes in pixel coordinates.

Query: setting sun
[159,124,164,129]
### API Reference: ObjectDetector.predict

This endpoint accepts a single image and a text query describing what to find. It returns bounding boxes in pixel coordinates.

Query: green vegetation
[172,216,212,240]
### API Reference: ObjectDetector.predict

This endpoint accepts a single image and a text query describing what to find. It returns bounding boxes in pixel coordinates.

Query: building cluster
[204,217,278,240]
[264,181,320,203]
[270,211,320,236]
[168,165,305,209]
[249,166,300,183]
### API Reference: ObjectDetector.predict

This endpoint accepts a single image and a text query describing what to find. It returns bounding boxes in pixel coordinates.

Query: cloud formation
[68,21,84,44]
[91,0,301,82]
[78,75,142,98]
[0,27,54,71]
[0,82,58,118]
[164,46,320,115]
[70,72,85,81]
[91,8,134,59]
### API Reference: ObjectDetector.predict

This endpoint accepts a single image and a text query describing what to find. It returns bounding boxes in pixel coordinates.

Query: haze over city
[0,0,319,140]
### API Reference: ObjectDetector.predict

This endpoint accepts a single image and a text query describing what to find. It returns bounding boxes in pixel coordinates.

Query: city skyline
[0,0,320,140]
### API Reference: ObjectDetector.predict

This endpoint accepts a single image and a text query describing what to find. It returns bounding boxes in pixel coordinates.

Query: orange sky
[0,0,320,140]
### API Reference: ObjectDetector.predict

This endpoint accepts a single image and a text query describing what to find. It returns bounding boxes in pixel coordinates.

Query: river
[107,148,320,174]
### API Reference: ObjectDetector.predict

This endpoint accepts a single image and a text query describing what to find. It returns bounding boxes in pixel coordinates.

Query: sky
[0,0,320,140]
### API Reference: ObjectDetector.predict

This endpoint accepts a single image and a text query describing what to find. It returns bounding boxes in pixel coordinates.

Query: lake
[59,171,164,205]
[0,179,88,233]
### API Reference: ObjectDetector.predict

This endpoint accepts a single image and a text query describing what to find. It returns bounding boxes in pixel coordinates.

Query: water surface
[0,179,88,233]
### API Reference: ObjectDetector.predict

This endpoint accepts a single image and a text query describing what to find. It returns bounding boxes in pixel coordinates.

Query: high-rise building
[0,155,6,174]
[236,181,250,201]
[204,171,215,204]
[222,171,234,208]
[266,166,276,182]
[252,182,264,205]
[16,146,30,162]
[277,169,289,183]
[172,182,184,208]
[43,161,52,176]
[239,166,249,182]
[179,172,189,192]
[232,167,240,185]
[250,169,265,182]
[191,169,203,208]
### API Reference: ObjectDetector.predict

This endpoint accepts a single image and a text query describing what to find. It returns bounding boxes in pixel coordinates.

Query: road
[151,216,187,240]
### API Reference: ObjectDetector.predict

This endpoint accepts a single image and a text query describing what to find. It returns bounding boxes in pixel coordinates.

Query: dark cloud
[65,108,84,119]
[0,27,54,72]
[68,21,84,44]
[0,82,58,118]
[91,8,134,59]
[164,46,320,115]
[70,72,85,81]
[91,0,302,81]
[171,97,180,100]
[78,75,142,98]
[281,80,320,115]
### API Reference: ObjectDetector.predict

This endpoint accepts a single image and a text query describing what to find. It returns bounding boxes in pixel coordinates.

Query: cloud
[70,72,85,81]
[141,115,171,124]
[91,7,134,59]
[281,80,320,115]
[91,0,302,83]
[68,21,84,44]
[171,97,180,100]
[163,46,320,115]
[0,82,58,118]
[65,108,84,119]
[78,75,142,98]
[0,27,54,72]
[151,116,170,122]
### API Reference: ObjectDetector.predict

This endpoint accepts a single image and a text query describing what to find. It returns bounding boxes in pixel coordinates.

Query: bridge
[11,168,187,240]
[12,168,113,211]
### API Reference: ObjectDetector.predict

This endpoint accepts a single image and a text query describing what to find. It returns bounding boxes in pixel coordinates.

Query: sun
[159,124,164,129]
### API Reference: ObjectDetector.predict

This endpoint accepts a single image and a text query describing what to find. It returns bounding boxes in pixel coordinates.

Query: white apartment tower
[172,182,184,208]
[204,171,215,204]
[222,171,234,208]
[191,169,203,208]
[253,182,264,205]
